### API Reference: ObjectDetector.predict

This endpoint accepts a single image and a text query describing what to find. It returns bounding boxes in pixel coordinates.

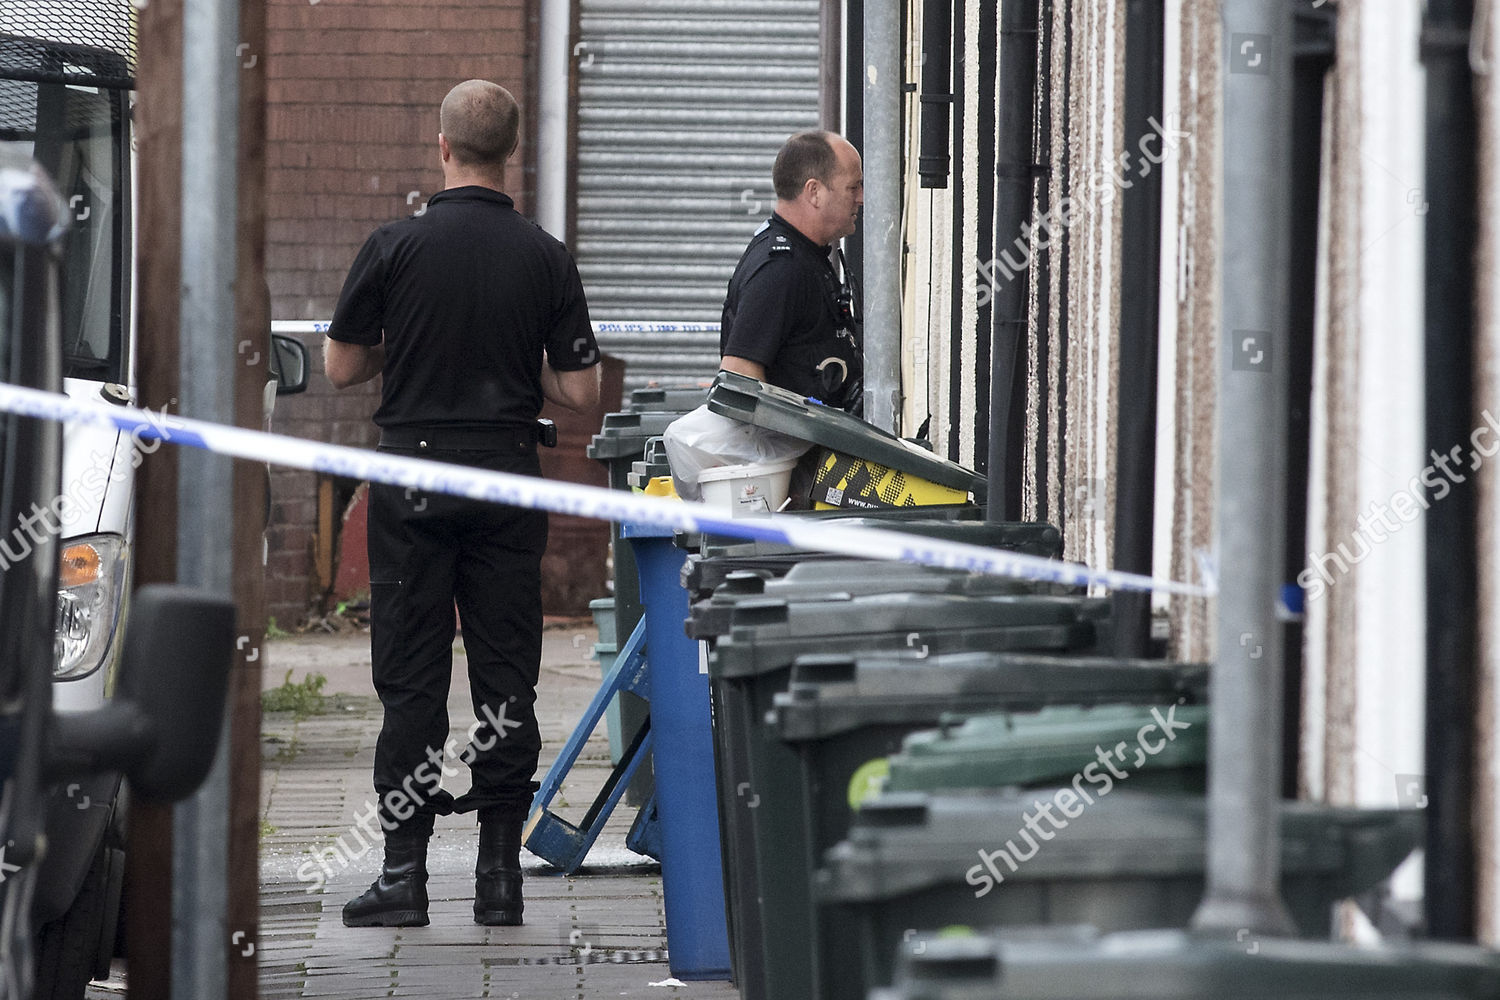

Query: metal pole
[174,0,239,993]
[862,0,902,433]
[1191,0,1296,936]
[535,0,569,240]
[984,0,1039,518]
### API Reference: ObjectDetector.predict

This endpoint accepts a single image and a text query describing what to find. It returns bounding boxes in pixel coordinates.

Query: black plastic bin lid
[626,436,673,489]
[711,593,1107,678]
[772,653,1207,742]
[706,371,987,499]
[685,562,1059,640]
[625,385,711,413]
[681,516,1064,596]
[724,592,1106,640]
[684,570,774,639]
[586,410,688,460]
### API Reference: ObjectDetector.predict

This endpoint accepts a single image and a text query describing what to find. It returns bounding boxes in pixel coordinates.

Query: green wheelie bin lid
[774,655,1207,743]
[873,928,1500,999]
[883,703,1210,794]
[706,370,988,499]
[817,791,1423,1000]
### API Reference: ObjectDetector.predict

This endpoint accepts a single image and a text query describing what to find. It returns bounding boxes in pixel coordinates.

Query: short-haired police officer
[326,79,600,930]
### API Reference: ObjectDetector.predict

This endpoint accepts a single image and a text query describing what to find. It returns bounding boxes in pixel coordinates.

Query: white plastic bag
[661,404,812,501]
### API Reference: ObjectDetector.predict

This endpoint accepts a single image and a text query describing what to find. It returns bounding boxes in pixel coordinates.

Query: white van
[0,146,241,1000]
[2,10,306,996]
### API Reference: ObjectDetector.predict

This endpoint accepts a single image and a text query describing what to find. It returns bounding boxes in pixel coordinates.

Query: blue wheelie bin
[619,521,730,980]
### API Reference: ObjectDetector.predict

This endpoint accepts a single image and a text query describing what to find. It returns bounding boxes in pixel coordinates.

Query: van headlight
[54,535,127,680]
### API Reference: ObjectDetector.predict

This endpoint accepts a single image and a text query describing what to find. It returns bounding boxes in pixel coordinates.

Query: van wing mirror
[270,333,309,395]
[110,585,234,801]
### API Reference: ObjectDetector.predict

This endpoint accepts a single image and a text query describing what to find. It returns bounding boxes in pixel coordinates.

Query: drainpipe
[1421,0,1479,941]
[1190,0,1297,937]
[1112,0,1165,656]
[863,0,902,433]
[175,0,237,995]
[918,0,953,189]
[1282,0,1336,799]
[535,0,570,240]
[821,0,843,129]
[984,0,1039,519]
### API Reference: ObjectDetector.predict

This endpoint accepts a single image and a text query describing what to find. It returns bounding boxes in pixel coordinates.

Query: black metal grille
[0,0,137,90]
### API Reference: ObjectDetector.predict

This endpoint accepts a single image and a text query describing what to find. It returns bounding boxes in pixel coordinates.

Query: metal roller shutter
[574,0,820,390]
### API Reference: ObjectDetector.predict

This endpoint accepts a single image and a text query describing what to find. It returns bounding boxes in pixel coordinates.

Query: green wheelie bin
[819,790,1422,1000]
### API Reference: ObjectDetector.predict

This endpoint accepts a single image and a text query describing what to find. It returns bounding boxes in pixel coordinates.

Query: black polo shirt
[719,212,861,408]
[329,186,598,431]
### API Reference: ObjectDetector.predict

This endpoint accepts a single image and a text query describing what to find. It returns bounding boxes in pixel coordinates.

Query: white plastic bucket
[696,458,798,516]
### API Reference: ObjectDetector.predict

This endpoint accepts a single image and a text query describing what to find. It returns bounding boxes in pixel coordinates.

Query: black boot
[474,808,524,926]
[342,832,430,928]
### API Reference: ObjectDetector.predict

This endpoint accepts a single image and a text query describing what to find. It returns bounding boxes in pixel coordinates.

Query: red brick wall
[263,0,537,627]
[265,0,534,319]
[264,341,379,627]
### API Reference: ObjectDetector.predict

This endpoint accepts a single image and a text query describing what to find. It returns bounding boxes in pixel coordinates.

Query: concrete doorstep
[256,626,741,1000]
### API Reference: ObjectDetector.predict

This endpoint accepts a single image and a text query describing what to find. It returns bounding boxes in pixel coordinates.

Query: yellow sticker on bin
[813,449,970,510]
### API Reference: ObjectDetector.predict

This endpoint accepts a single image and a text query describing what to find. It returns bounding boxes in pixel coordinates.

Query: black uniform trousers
[366,443,547,837]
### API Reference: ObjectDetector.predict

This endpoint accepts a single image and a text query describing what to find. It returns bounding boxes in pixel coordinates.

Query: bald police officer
[326,80,600,929]
[719,130,864,411]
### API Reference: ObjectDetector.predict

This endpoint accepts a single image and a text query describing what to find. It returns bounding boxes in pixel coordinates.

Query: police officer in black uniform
[325,80,600,930]
[720,130,864,411]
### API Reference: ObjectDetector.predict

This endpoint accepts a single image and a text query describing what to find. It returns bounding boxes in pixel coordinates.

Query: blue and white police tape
[591,321,721,334]
[270,320,726,337]
[0,380,1211,597]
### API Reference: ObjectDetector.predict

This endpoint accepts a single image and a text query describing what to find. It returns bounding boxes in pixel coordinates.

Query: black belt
[379,424,546,453]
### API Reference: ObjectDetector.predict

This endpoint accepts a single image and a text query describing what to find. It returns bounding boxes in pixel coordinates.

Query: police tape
[0,380,1211,597]
[269,321,725,336]
[591,322,721,334]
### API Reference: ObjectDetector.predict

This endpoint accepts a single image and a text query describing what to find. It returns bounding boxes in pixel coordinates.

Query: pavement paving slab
[255,625,742,1000]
